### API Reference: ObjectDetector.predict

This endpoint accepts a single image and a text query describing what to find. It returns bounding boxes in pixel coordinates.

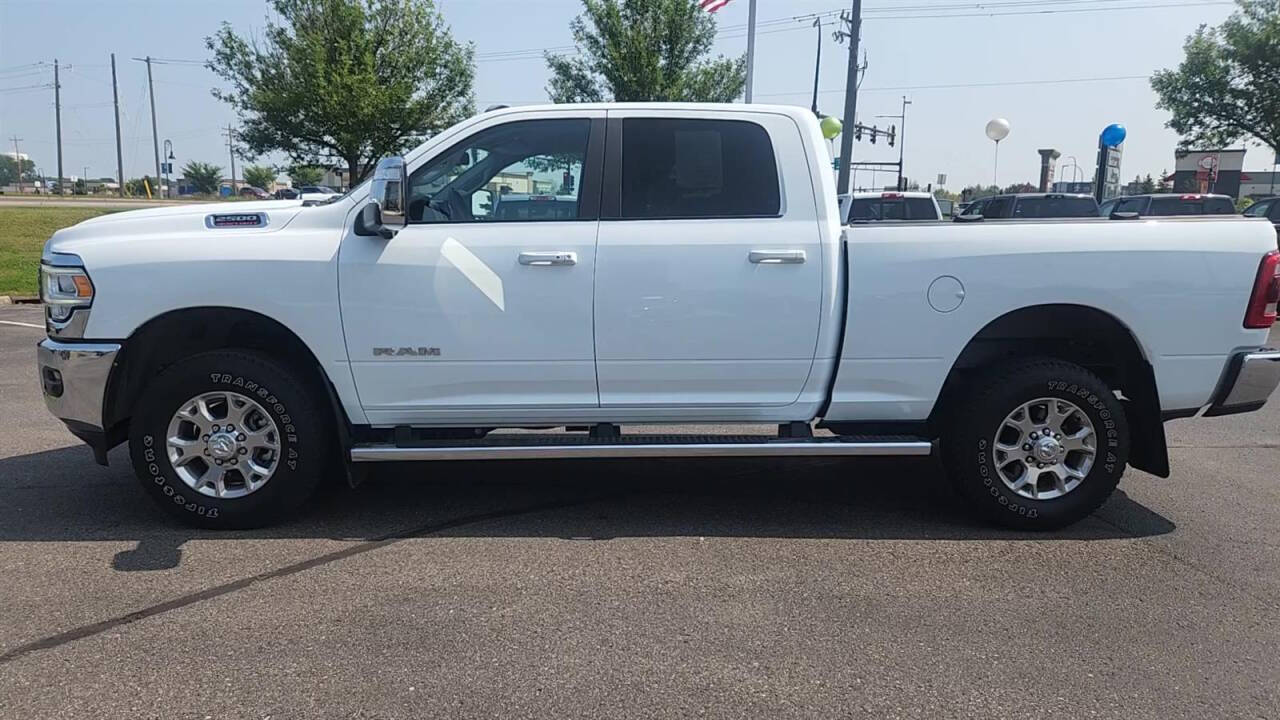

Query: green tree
[0,154,36,186]
[1151,1,1280,155]
[289,165,324,187]
[1140,174,1158,194]
[1156,170,1173,192]
[182,161,223,195]
[242,165,276,190]
[546,0,746,103]
[1002,182,1037,194]
[207,0,475,187]
[961,184,1001,200]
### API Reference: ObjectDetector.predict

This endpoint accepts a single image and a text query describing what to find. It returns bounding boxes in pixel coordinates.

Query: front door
[339,113,605,425]
[592,111,824,409]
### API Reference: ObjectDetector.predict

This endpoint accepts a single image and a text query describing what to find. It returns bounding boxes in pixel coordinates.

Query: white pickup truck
[36,103,1280,530]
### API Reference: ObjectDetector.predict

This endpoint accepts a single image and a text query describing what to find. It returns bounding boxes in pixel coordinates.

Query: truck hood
[44,199,313,258]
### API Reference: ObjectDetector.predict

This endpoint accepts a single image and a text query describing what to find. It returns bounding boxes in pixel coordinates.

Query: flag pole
[744,0,757,102]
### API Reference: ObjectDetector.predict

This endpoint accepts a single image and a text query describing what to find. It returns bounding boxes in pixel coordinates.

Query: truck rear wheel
[127,350,325,528]
[942,358,1129,530]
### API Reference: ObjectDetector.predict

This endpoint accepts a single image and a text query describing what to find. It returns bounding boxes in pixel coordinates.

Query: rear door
[591,110,823,408]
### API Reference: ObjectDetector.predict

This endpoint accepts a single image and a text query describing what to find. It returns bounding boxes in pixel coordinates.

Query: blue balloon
[1101,123,1127,148]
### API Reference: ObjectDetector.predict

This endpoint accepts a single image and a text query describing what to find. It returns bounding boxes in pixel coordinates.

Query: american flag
[698,0,734,12]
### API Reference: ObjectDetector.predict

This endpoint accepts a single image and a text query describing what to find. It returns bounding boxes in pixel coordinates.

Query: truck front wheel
[942,359,1129,530]
[127,350,326,528]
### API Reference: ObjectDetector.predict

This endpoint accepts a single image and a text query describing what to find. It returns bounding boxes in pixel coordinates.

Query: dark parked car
[239,186,271,199]
[274,187,299,200]
[1242,196,1280,246]
[1098,193,1235,218]
[957,193,1099,220]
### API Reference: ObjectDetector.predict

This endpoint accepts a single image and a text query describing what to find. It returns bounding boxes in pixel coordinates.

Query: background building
[1172,148,1246,198]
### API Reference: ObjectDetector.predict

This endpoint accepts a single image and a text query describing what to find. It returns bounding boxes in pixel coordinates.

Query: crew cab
[1099,193,1236,218]
[35,103,1280,531]
[958,193,1099,220]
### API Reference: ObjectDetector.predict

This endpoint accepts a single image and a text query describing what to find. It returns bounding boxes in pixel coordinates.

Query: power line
[754,73,1152,98]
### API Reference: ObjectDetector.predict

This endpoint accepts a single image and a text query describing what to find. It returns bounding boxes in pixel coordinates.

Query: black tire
[128,350,327,529]
[942,358,1129,531]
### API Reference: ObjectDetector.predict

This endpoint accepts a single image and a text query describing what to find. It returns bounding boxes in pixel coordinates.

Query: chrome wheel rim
[165,391,280,499]
[992,397,1096,501]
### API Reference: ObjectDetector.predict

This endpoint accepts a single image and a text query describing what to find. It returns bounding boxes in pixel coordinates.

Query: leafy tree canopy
[289,165,325,187]
[547,0,746,103]
[182,161,223,195]
[0,154,36,186]
[1151,0,1280,154]
[207,0,476,187]
[242,165,277,190]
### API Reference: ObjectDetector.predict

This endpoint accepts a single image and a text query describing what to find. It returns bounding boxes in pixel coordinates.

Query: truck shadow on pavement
[0,445,1176,572]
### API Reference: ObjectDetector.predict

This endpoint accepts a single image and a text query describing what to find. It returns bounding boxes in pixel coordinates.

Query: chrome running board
[349,433,933,462]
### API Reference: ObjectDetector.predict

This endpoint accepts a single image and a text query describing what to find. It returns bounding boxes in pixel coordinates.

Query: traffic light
[888,125,896,148]
[854,125,862,141]
[870,124,877,144]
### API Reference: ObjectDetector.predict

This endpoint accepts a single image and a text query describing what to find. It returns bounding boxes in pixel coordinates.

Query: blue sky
[1,0,1265,189]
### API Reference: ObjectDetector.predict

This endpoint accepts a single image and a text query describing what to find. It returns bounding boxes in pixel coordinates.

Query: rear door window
[619,118,781,219]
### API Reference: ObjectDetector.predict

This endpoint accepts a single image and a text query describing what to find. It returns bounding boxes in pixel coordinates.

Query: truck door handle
[749,249,806,264]
[518,251,577,266]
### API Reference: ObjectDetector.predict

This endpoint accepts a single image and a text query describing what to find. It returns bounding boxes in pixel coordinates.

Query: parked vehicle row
[35,103,1280,533]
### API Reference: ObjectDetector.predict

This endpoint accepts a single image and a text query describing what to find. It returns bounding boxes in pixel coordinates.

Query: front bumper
[1205,348,1280,417]
[37,338,121,461]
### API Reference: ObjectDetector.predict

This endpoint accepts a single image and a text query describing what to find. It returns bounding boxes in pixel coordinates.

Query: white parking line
[0,320,44,329]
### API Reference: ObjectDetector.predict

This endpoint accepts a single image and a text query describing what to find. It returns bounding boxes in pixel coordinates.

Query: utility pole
[135,56,163,199]
[54,59,64,195]
[224,124,238,193]
[808,16,824,115]
[111,53,125,197]
[747,0,752,102]
[834,0,862,195]
[9,136,23,192]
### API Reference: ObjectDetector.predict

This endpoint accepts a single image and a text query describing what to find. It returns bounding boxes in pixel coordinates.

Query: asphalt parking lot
[2,302,1278,718]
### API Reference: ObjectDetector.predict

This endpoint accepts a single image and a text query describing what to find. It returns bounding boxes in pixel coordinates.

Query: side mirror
[368,155,407,234]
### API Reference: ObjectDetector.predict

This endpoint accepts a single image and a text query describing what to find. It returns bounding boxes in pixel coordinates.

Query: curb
[0,296,39,305]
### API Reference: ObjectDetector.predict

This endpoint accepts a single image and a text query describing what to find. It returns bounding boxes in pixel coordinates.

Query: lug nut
[230,458,238,465]
[212,425,220,432]
[1030,432,1038,440]
[238,447,247,455]
[1022,443,1032,451]
[237,434,246,442]
[215,459,224,465]
[202,434,209,441]
[226,424,235,432]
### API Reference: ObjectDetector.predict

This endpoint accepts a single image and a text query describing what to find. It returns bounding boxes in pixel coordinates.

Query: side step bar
[349,434,933,462]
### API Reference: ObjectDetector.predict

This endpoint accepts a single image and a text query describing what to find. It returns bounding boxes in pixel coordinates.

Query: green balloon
[820,115,843,140]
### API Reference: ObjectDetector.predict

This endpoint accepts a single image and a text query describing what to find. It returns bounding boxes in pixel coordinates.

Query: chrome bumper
[1205,348,1280,417]
[36,338,120,432]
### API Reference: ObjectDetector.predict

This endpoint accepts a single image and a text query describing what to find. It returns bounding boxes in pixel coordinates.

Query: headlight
[40,263,94,325]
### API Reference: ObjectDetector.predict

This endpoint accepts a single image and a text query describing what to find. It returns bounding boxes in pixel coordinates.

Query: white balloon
[985,118,1011,142]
